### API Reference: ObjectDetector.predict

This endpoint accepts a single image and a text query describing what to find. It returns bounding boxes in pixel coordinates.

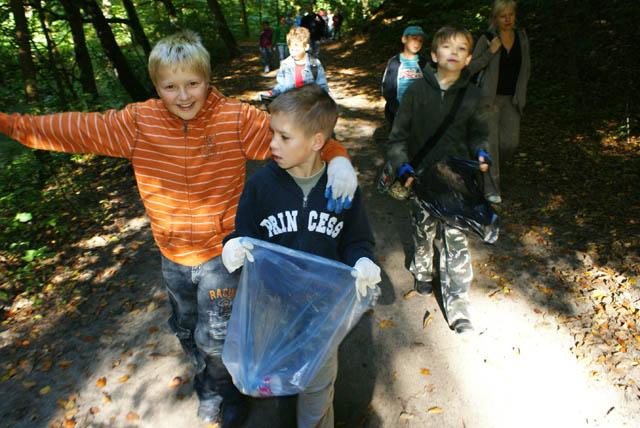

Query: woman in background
[468,0,530,203]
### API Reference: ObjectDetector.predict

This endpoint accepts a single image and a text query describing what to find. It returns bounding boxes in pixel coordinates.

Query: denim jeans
[260,47,272,68]
[161,255,242,406]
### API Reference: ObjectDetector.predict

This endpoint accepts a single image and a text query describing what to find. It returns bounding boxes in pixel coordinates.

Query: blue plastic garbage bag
[222,238,378,397]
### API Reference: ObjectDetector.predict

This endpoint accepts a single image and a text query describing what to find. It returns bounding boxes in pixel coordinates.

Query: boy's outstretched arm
[237,102,357,212]
[0,107,137,159]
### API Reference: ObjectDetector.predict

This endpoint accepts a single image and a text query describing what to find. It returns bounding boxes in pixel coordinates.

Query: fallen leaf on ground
[420,368,431,376]
[39,385,51,395]
[399,411,414,421]
[126,411,140,422]
[148,326,160,334]
[102,393,112,403]
[41,359,53,371]
[168,376,183,388]
[378,319,395,329]
[428,406,443,414]
[22,380,37,389]
[96,377,107,388]
[64,408,79,419]
[58,360,72,369]
[63,419,76,428]
[126,363,137,372]
[422,311,434,329]
[118,375,130,383]
[403,289,418,300]
[89,407,100,414]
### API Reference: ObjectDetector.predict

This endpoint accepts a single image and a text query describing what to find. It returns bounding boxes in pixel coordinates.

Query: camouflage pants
[410,198,473,325]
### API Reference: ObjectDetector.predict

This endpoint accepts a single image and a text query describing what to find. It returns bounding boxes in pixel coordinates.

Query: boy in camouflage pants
[387,27,492,334]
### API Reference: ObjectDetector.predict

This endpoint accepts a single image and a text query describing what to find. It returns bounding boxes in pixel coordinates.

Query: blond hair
[489,0,517,32]
[148,30,211,86]
[430,26,474,53]
[286,26,311,47]
[269,84,337,141]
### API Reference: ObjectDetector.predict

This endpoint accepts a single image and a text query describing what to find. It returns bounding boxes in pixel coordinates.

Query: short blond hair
[148,30,211,86]
[286,27,310,47]
[269,84,337,141]
[430,26,474,53]
[489,0,517,32]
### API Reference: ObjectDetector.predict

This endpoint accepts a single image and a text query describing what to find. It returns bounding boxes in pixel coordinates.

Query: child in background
[381,25,427,125]
[387,27,492,334]
[264,27,330,98]
[259,20,274,73]
[223,84,381,428]
[274,16,291,63]
[0,30,358,425]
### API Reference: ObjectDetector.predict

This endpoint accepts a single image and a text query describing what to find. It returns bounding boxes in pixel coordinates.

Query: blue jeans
[161,255,242,406]
[260,47,272,68]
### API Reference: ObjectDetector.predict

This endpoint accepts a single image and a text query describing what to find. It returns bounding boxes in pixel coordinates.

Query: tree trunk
[59,0,99,98]
[239,0,249,37]
[122,0,152,57]
[157,0,178,25]
[33,0,72,107]
[8,0,38,101]
[80,0,149,101]
[206,0,239,57]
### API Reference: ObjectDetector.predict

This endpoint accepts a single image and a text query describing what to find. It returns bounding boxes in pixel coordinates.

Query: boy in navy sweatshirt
[221,83,381,428]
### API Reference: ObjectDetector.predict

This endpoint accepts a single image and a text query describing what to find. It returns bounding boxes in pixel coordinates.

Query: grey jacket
[467,28,530,113]
[387,68,489,198]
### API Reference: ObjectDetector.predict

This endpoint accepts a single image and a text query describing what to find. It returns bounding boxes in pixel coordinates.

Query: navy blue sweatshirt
[227,161,375,267]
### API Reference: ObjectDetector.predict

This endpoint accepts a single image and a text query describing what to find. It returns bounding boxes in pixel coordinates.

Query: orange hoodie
[0,88,348,266]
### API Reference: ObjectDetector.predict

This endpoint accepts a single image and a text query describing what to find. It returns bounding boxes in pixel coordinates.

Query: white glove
[221,238,254,273]
[352,257,381,299]
[326,156,357,213]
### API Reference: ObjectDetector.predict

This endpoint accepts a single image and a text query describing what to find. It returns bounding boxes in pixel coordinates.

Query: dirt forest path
[1,41,639,428]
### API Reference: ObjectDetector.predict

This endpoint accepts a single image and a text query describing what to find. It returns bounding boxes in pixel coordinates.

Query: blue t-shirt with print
[396,54,424,102]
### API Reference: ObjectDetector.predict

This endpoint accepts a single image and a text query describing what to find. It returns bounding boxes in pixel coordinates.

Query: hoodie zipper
[183,121,193,244]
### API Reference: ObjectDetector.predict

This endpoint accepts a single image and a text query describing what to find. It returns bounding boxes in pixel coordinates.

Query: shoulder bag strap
[409,86,467,170]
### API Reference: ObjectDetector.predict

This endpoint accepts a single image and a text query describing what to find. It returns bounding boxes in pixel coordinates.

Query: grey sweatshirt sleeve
[467,35,495,75]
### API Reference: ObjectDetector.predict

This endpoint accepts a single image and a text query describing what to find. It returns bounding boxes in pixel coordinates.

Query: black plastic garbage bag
[416,157,499,243]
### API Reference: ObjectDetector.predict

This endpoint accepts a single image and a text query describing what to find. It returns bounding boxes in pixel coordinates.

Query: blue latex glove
[477,150,493,166]
[325,186,352,214]
[397,162,415,178]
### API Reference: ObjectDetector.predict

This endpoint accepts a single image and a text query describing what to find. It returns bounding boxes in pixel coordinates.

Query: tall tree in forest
[33,0,73,107]
[239,0,249,37]
[122,0,152,57]
[80,0,150,101]
[156,0,178,26]
[206,0,239,56]
[59,0,99,98]
[9,0,38,101]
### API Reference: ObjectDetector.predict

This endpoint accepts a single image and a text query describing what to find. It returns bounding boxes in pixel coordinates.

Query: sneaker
[197,398,222,424]
[485,193,502,204]
[414,279,433,296]
[451,318,474,334]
